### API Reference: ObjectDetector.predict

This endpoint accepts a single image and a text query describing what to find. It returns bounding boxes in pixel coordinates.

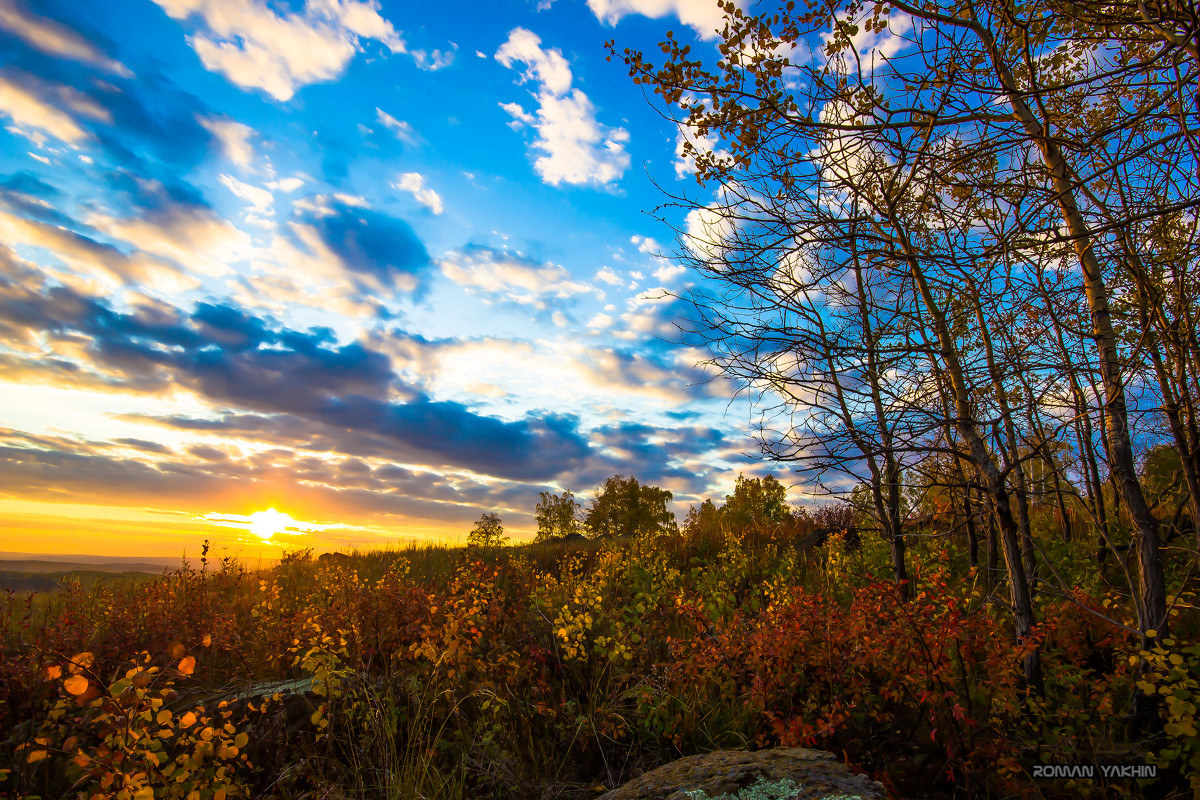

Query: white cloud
[411,43,456,71]
[439,247,590,308]
[153,0,406,101]
[674,124,725,179]
[499,101,534,128]
[654,262,686,282]
[376,108,417,142]
[587,312,613,329]
[0,0,132,76]
[582,0,734,40]
[684,202,738,263]
[267,177,304,193]
[496,27,572,95]
[218,174,273,213]
[0,70,109,145]
[821,8,913,76]
[631,234,662,255]
[198,115,255,167]
[594,266,622,285]
[551,311,567,327]
[631,235,685,282]
[495,27,629,188]
[392,172,444,215]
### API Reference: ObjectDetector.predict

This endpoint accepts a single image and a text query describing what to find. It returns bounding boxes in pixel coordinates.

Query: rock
[597,748,886,800]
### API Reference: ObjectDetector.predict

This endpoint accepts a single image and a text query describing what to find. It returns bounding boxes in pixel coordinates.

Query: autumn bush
[1,530,1194,799]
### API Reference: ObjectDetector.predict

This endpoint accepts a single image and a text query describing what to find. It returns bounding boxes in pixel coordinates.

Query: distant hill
[0,554,179,594]
[0,559,173,575]
[0,569,162,594]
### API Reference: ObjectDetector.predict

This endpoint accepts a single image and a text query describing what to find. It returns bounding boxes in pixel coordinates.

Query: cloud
[581,0,733,40]
[152,0,406,101]
[594,266,622,286]
[284,196,433,296]
[439,244,590,307]
[495,27,572,95]
[1,281,597,483]
[218,174,273,213]
[674,123,723,179]
[411,43,456,71]
[0,0,131,76]
[392,172,444,215]
[376,107,416,143]
[85,179,250,279]
[630,234,686,282]
[821,8,914,76]
[268,177,304,193]
[495,27,629,188]
[0,68,110,145]
[0,207,190,289]
[684,201,738,263]
[198,115,255,167]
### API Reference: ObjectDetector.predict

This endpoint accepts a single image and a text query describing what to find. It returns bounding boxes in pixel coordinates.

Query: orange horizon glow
[0,498,484,559]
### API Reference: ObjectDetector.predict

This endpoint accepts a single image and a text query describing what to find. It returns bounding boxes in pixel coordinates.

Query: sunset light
[248,509,296,541]
[198,510,335,545]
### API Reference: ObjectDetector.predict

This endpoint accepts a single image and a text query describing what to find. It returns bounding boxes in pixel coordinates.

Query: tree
[534,490,582,541]
[467,512,507,548]
[682,498,724,538]
[723,474,790,530]
[584,474,678,538]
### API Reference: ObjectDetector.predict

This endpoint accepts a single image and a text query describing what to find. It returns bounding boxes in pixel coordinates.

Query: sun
[247,508,295,540]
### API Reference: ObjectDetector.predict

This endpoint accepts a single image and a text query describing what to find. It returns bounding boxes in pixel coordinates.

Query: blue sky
[0,0,798,555]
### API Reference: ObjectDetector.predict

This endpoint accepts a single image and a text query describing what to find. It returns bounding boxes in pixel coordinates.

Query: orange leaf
[64,675,90,696]
[44,665,62,681]
[166,641,185,659]
[177,656,196,676]
[68,652,94,675]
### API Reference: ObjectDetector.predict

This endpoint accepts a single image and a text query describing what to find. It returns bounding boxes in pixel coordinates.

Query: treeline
[611,0,1200,686]
[465,472,856,549]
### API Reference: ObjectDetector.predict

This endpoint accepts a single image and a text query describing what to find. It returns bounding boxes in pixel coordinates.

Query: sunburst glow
[200,509,336,543]
[248,508,296,540]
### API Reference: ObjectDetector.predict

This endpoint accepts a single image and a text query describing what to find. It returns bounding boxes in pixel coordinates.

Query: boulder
[598,748,885,800]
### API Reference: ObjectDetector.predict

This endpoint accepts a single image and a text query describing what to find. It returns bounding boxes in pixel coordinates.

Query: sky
[0,0,814,557]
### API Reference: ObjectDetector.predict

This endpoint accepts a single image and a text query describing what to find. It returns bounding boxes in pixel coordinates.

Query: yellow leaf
[156,709,172,725]
[64,675,90,696]
[179,711,197,728]
[234,732,248,748]
[134,788,154,800]
[68,652,94,674]
[177,656,196,676]
[202,634,212,648]
[26,749,47,764]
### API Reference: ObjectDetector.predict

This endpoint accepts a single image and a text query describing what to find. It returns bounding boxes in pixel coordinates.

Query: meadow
[0,520,1196,800]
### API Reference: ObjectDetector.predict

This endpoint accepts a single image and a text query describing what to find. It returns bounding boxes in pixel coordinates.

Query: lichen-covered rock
[597,748,886,800]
